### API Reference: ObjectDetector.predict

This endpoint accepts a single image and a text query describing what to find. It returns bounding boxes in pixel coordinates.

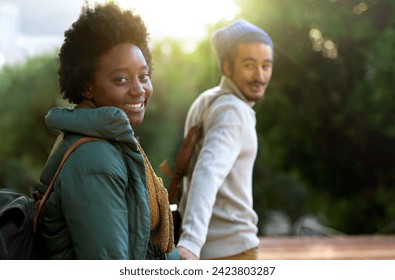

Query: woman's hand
[177,246,199,260]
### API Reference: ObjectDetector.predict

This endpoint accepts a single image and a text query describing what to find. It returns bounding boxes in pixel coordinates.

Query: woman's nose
[130,80,145,95]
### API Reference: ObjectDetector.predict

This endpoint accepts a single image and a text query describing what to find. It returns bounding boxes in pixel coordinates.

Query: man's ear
[223,60,232,77]
[82,84,94,100]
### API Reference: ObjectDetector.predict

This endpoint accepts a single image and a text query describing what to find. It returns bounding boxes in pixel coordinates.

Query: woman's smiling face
[84,43,153,125]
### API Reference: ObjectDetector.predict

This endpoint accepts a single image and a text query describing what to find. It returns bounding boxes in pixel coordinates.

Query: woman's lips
[123,102,144,110]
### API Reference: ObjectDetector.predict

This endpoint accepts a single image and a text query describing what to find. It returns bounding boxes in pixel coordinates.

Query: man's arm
[178,101,244,258]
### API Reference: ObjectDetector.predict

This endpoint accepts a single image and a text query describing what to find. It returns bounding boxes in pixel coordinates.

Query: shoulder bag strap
[167,92,229,203]
[33,136,103,232]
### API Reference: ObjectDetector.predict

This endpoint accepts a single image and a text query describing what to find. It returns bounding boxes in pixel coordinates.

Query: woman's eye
[115,77,128,84]
[140,73,150,82]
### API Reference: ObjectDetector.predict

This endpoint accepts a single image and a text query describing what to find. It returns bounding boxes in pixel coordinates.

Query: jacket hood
[45,106,138,146]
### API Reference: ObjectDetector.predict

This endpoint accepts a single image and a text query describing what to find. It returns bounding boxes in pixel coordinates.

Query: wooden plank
[258,235,395,259]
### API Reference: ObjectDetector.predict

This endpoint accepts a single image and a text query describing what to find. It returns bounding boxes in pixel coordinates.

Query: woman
[35,2,174,259]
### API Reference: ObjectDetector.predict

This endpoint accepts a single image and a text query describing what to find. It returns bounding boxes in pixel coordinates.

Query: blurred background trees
[238,0,395,234]
[1,0,394,235]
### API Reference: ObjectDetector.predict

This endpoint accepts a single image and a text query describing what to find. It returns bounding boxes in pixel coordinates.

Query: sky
[0,0,239,66]
[108,0,240,45]
[5,0,239,45]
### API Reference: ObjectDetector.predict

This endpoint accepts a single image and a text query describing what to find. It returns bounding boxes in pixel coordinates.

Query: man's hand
[177,246,199,260]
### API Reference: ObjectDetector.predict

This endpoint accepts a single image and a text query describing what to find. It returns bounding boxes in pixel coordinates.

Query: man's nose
[256,66,270,82]
[254,67,265,81]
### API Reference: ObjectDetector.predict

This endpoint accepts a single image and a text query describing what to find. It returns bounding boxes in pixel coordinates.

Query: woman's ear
[82,84,94,100]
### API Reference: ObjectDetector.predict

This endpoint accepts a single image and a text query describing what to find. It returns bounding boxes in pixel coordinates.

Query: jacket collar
[45,106,138,147]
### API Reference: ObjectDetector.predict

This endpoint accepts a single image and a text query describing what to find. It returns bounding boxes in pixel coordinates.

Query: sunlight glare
[0,52,5,68]
[309,27,338,59]
[353,2,368,15]
[93,0,239,50]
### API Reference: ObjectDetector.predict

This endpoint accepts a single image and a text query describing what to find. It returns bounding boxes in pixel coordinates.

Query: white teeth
[124,103,144,110]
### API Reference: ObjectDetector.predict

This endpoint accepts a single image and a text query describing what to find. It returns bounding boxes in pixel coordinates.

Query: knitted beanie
[212,19,273,67]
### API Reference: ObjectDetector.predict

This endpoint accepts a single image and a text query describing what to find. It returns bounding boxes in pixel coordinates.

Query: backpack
[0,136,102,259]
[0,191,36,259]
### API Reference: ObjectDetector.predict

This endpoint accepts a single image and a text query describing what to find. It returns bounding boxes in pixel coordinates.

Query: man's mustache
[247,80,267,86]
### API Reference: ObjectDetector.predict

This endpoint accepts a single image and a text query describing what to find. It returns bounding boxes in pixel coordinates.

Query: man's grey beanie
[212,19,273,64]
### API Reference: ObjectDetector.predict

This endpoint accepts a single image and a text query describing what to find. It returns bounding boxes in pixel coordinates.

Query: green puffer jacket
[35,106,164,259]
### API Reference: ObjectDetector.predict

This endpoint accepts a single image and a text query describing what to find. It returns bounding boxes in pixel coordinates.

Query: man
[177,19,274,260]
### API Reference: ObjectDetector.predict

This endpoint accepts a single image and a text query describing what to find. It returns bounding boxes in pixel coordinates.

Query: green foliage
[0,156,36,194]
[0,52,66,194]
[367,27,395,136]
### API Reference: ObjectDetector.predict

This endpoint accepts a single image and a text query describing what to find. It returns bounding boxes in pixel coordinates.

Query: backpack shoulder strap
[166,92,229,203]
[33,136,103,232]
[197,92,229,127]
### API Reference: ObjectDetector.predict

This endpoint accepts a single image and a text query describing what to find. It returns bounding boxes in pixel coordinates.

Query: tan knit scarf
[137,143,175,253]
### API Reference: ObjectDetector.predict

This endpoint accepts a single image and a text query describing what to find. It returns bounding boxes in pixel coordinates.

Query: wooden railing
[258,235,395,259]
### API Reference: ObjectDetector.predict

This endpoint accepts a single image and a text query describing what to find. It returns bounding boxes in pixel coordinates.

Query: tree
[0,53,66,194]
